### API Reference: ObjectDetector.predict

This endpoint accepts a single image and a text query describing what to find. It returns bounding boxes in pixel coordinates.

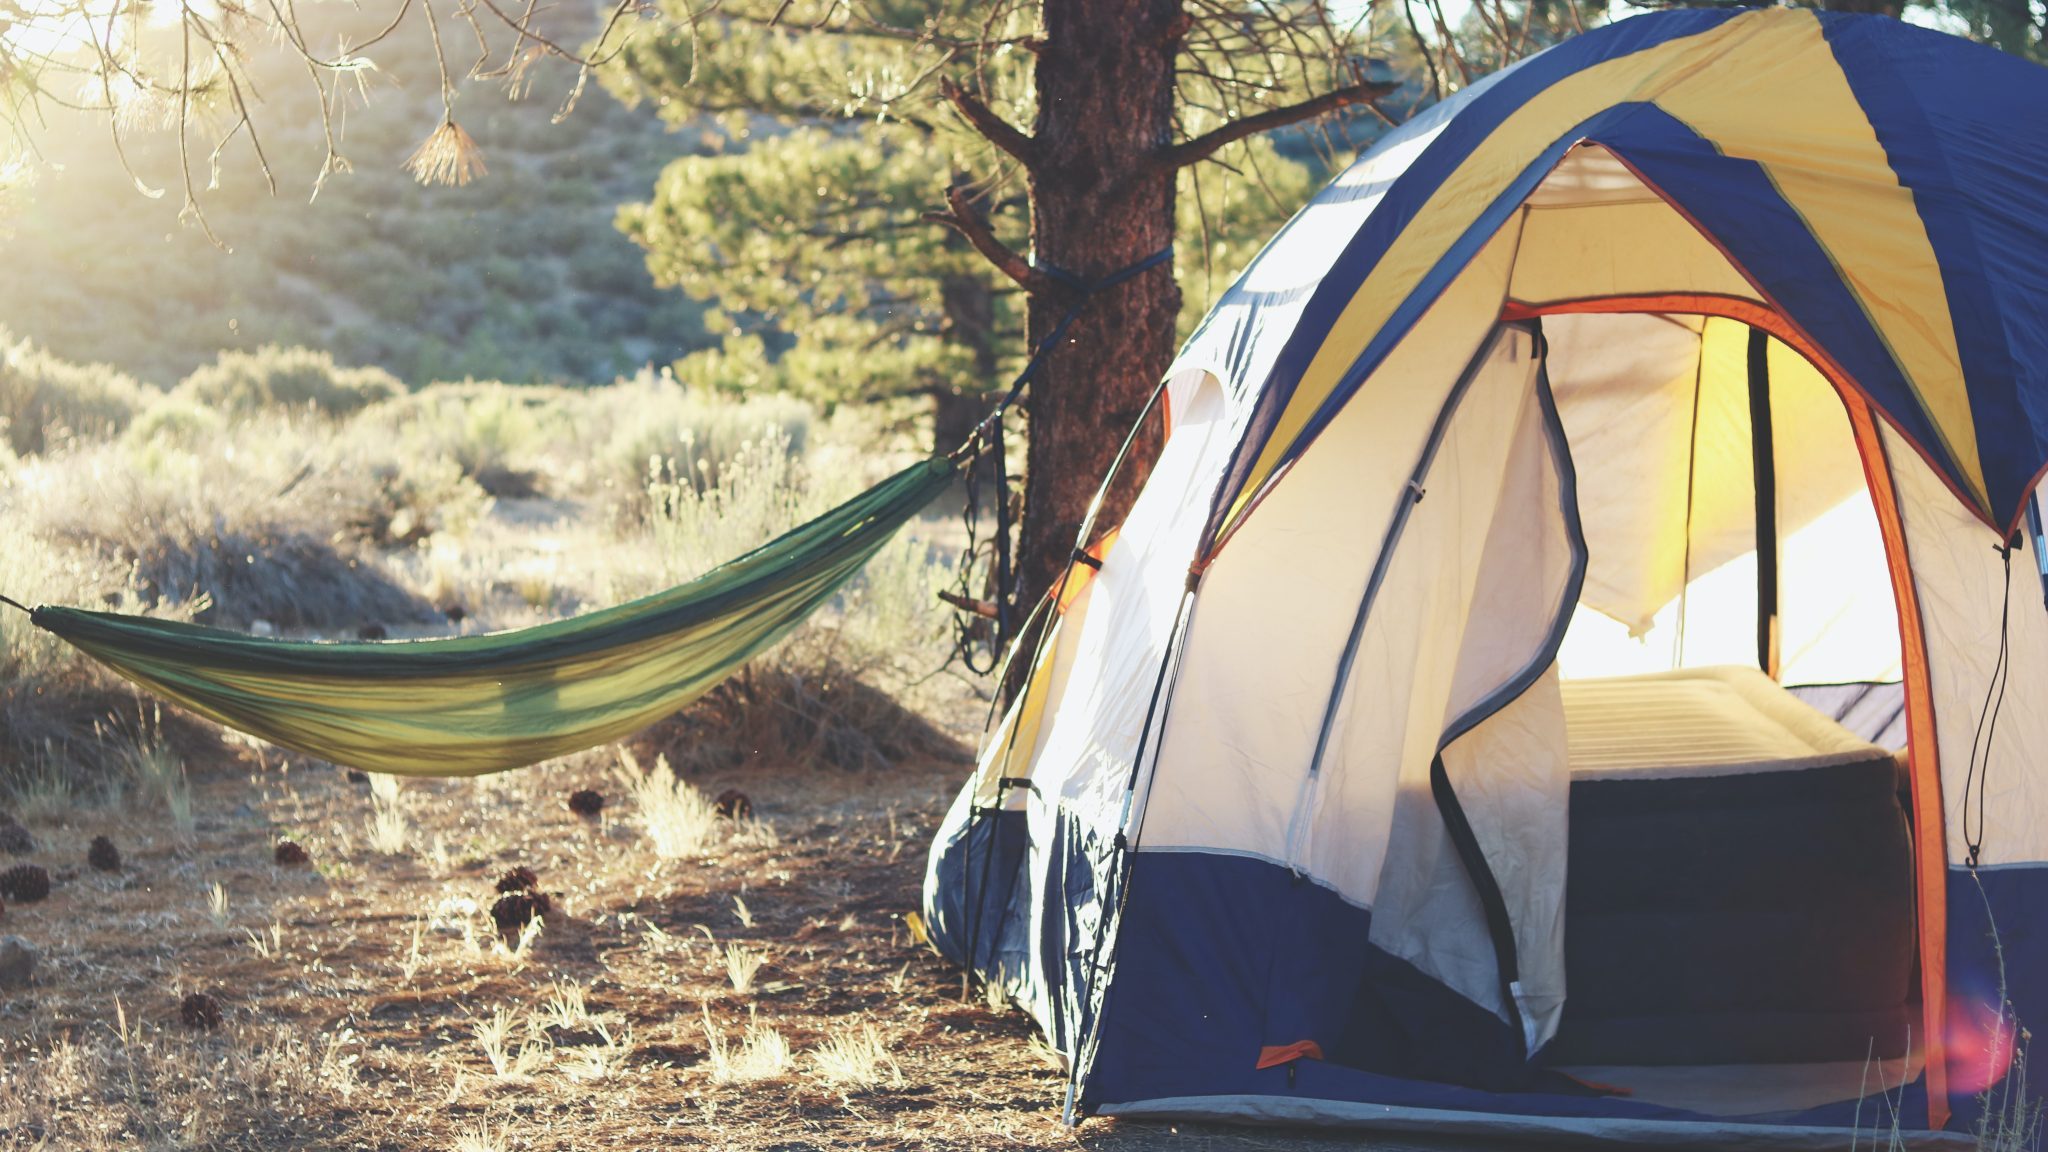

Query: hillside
[0,5,715,387]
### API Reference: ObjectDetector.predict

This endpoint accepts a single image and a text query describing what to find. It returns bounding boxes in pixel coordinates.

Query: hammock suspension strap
[948,245,1173,673]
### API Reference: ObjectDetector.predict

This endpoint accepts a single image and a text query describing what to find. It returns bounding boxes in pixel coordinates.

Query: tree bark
[1018,0,1182,615]
[935,269,999,465]
[1819,0,1905,17]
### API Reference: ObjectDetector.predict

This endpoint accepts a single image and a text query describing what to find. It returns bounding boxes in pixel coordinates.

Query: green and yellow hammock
[12,457,955,777]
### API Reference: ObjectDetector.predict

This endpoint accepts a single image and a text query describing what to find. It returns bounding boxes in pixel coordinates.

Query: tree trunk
[1819,0,1905,17]
[1019,0,1182,615]
[935,269,999,456]
[932,386,987,456]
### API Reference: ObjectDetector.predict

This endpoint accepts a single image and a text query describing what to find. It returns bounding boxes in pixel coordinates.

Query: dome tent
[923,7,2048,1145]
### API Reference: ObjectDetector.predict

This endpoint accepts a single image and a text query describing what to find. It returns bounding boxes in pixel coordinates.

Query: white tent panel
[1137,223,1525,881]
[1883,424,2048,866]
[1543,311,1705,632]
[1369,367,1578,1049]
[1292,325,1542,900]
[1021,374,1238,831]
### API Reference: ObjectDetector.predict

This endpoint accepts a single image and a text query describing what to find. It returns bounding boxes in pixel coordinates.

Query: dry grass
[725,942,768,996]
[561,1020,632,1083]
[703,1005,793,1084]
[367,772,410,855]
[451,1121,511,1152]
[0,361,1373,1151]
[616,750,723,859]
[0,1008,362,1149]
[811,1020,903,1090]
[0,728,1483,1152]
[475,1006,551,1079]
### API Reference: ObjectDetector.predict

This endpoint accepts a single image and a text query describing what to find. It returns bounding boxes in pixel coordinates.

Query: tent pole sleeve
[1749,326,1780,678]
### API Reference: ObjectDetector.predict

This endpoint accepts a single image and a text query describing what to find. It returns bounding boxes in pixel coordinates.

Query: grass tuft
[701,1005,790,1084]
[475,1007,550,1079]
[724,943,766,996]
[615,750,720,859]
[366,773,409,855]
[810,1021,901,1090]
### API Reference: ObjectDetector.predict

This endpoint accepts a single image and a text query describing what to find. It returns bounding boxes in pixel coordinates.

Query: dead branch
[939,76,1037,168]
[922,184,1057,298]
[1149,79,1394,173]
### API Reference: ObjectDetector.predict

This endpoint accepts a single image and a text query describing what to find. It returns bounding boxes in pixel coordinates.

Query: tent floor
[1554,1047,1924,1116]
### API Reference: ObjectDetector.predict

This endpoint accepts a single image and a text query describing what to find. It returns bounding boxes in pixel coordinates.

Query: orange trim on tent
[1847,392,1951,1131]
[1255,1040,1324,1069]
[1057,529,1121,615]
[1504,294,1846,388]
[1503,292,1952,1129]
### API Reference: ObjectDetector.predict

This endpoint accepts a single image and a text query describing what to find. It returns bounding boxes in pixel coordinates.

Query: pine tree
[609,121,1023,447]
[601,0,1391,613]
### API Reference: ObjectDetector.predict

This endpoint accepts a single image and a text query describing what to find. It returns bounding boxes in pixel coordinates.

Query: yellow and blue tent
[926,8,2048,1143]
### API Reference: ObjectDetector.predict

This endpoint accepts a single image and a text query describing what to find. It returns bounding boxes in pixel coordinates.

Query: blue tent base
[1097,1095,1971,1151]
[1080,848,1942,1135]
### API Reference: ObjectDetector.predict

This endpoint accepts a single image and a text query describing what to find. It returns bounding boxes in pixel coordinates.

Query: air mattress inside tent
[1541,666,1917,1068]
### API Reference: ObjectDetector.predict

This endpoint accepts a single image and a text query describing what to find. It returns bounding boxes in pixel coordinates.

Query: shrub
[176,345,403,418]
[124,395,227,448]
[19,415,447,630]
[0,329,149,455]
[0,519,93,687]
[358,381,558,498]
[595,369,813,500]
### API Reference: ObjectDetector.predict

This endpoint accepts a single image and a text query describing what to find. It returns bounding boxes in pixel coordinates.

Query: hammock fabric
[21,457,955,777]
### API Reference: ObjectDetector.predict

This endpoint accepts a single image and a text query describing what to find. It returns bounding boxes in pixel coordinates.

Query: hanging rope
[1962,540,2016,868]
[946,245,1174,674]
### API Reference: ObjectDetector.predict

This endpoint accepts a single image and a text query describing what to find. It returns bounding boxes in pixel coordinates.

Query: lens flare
[1947,994,2020,1097]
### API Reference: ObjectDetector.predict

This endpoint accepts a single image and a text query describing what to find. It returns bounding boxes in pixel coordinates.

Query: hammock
[14,457,955,777]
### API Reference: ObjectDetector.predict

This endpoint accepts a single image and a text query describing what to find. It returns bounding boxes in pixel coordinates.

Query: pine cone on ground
[714,789,753,821]
[180,991,223,1030]
[273,839,310,867]
[490,890,551,940]
[495,865,539,894]
[567,789,605,818]
[87,836,121,872]
[0,864,49,903]
[88,828,120,865]
[0,820,33,856]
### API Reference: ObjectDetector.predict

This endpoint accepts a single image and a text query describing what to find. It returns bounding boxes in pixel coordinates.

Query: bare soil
[0,737,1516,1151]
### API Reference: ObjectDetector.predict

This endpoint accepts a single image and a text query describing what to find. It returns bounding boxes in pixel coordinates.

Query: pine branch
[923,184,1057,297]
[1149,80,1394,172]
[940,76,1038,167]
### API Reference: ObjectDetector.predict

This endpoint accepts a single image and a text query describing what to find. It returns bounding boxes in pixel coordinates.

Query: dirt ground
[0,726,1537,1152]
